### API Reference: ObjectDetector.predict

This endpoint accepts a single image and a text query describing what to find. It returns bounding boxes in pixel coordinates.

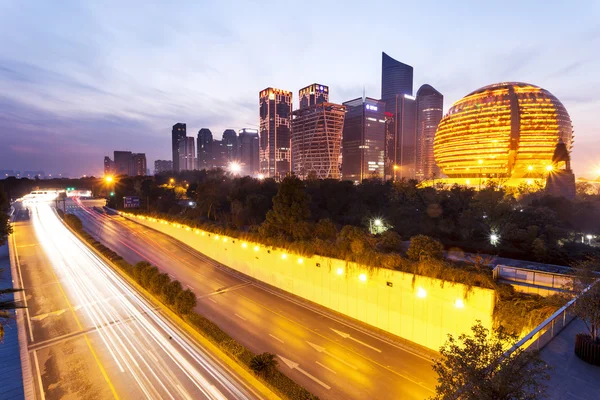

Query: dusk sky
[1,0,599,177]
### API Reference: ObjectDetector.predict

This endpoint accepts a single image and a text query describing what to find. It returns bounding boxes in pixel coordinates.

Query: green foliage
[431,321,550,400]
[174,288,197,315]
[250,352,278,378]
[162,280,183,306]
[0,185,13,246]
[64,213,83,231]
[407,235,444,261]
[260,175,311,240]
[377,230,403,253]
[314,219,337,241]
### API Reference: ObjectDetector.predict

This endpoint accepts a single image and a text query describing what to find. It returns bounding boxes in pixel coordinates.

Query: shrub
[149,273,170,296]
[133,261,151,283]
[174,288,196,315]
[407,235,444,261]
[377,230,403,253]
[140,265,159,288]
[162,280,183,306]
[250,353,278,378]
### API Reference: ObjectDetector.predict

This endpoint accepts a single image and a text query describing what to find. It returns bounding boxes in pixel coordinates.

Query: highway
[11,202,264,400]
[71,199,438,400]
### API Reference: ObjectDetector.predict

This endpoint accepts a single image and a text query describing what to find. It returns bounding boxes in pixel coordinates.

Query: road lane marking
[234,313,247,321]
[186,284,194,290]
[208,297,218,304]
[306,341,358,370]
[316,361,337,374]
[278,355,331,390]
[30,313,48,321]
[330,328,382,353]
[33,350,46,400]
[269,334,284,344]
[17,244,37,248]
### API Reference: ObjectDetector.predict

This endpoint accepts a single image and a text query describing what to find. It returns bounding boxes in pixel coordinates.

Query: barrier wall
[124,214,496,351]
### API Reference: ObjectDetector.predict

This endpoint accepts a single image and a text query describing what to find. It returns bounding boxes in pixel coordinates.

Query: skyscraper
[299,84,329,109]
[415,84,443,180]
[292,102,346,180]
[114,151,133,175]
[172,123,187,172]
[259,87,292,179]
[239,128,260,175]
[222,129,238,162]
[381,52,417,179]
[197,128,213,170]
[341,97,387,182]
[183,137,196,171]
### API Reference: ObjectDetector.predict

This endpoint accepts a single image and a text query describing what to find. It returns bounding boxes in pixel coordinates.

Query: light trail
[29,203,256,400]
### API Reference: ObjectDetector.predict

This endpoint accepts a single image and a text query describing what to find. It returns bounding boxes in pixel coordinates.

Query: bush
[377,230,403,253]
[174,288,197,315]
[407,235,444,261]
[140,265,159,288]
[162,280,183,306]
[250,353,278,378]
[149,273,170,296]
[133,261,151,283]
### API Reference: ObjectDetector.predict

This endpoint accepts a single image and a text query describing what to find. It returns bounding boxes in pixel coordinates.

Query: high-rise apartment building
[416,84,443,180]
[259,87,292,179]
[341,97,387,182]
[172,123,187,172]
[238,128,260,175]
[197,128,213,170]
[381,52,417,179]
[299,84,329,109]
[133,153,147,176]
[104,156,114,175]
[181,137,196,171]
[222,129,238,161]
[114,151,133,176]
[292,102,346,180]
[154,160,173,174]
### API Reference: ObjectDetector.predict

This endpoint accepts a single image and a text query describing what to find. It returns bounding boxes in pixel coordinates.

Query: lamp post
[393,165,399,182]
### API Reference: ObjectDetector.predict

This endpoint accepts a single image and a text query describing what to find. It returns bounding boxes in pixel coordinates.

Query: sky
[1,0,599,177]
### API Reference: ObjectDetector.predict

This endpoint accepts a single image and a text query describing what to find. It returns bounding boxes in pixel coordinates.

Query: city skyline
[1,1,599,177]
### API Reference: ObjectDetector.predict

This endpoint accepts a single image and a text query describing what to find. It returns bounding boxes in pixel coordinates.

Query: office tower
[211,140,228,169]
[172,123,187,172]
[197,128,213,170]
[381,52,413,99]
[238,129,260,175]
[341,97,387,182]
[104,156,114,175]
[291,102,346,180]
[299,84,329,109]
[154,160,173,174]
[114,151,133,176]
[416,84,444,180]
[381,52,417,179]
[259,87,292,179]
[133,153,147,176]
[222,129,238,161]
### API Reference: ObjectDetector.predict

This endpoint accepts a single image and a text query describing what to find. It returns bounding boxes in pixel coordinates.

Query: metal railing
[493,264,573,290]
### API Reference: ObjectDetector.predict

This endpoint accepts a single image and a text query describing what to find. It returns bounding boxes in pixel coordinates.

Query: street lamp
[586,234,593,245]
[257,173,265,180]
[229,162,242,175]
[104,175,114,183]
[393,165,399,182]
[169,178,175,185]
[490,233,499,246]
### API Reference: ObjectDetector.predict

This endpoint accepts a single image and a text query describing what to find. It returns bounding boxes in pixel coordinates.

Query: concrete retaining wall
[124,214,496,351]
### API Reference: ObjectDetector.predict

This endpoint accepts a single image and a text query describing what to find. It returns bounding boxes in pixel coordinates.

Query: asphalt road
[12,201,263,400]
[70,199,438,400]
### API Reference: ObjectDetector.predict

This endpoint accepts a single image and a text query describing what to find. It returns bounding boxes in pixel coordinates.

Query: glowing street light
[257,173,265,180]
[490,233,500,246]
[527,165,533,171]
[105,175,114,183]
[229,162,242,174]
[455,299,465,309]
[169,178,175,185]
[416,287,427,298]
[336,267,344,276]
[546,165,554,172]
[586,234,593,245]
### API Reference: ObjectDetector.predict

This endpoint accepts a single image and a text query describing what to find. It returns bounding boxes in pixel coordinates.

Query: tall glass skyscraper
[381,52,417,179]
[259,87,292,179]
[416,84,443,180]
[299,83,329,109]
[197,128,213,170]
[222,129,238,161]
[239,128,260,175]
[341,97,387,183]
[171,123,187,172]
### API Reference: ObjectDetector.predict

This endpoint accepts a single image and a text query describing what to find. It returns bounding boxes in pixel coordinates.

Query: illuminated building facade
[434,82,573,186]
[171,123,187,172]
[154,160,172,174]
[239,128,260,175]
[416,84,443,180]
[104,156,114,175]
[259,87,292,179]
[222,129,238,161]
[342,97,387,182]
[299,84,329,109]
[291,102,346,180]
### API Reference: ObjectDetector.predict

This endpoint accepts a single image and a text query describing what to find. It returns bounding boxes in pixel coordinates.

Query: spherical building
[434,82,573,185]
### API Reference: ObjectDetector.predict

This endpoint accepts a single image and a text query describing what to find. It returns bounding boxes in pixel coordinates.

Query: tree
[0,185,12,246]
[431,321,549,400]
[407,235,444,261]
[571,258,600,343]
[314,219,338,242]
[0,288,25,341]
[174,288,197,315]
[162,280,183,306]
[249,352,278,378]
[377,230,403,253]
[531,238,548,262]
[259,175,311,240]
